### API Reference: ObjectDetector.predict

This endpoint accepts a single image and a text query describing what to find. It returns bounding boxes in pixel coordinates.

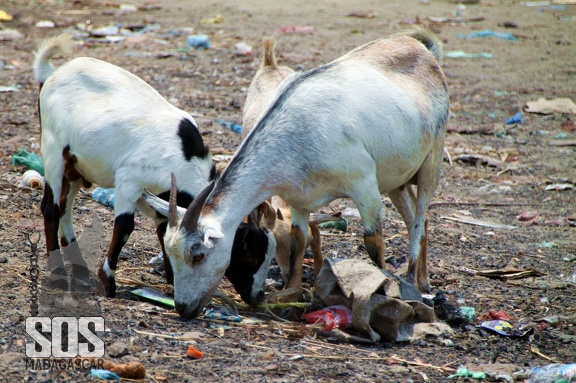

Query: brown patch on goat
[364,232,387,270]
[62,146,92,188]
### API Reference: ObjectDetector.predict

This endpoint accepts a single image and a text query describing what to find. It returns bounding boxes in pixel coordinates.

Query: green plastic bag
[12,148,44,176]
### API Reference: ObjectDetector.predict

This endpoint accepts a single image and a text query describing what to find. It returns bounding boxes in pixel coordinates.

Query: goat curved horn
[180,181,215,232]
[168,173,178,228]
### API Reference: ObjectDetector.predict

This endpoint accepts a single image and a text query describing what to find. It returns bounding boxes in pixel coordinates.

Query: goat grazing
[243,37,333,282]
[34,34,275,304]
[147,27,450,319]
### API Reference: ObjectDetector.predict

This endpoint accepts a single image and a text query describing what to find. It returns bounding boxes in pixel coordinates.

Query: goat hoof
[96,267,116,298]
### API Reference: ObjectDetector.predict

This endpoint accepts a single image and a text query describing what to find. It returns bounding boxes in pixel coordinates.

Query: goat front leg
[97,212,135,297]
[283,209,310,302]
[58,178,91,285]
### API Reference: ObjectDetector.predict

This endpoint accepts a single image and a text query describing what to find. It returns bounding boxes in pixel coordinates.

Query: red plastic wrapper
[301,305,353,330]
[478,310,512,321]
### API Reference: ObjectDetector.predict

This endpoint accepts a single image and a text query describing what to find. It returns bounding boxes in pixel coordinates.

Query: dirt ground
[1,0,575,382]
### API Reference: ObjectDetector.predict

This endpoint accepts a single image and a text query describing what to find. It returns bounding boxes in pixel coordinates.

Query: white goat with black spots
[34,34,275,303]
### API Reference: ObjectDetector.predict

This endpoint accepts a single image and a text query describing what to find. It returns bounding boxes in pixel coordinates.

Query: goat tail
[403,26,443,63]
[33,34,74,85]
[261,36,278,68]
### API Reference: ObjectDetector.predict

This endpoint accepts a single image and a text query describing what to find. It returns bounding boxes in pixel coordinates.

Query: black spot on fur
[226,225,270,305]
[177,119,209,161]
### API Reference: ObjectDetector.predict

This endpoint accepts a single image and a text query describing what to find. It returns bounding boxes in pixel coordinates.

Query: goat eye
[192,254,204,264]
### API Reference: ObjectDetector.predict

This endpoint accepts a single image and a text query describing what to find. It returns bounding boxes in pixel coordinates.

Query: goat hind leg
[41,180,69,292]
[409,151,443,293]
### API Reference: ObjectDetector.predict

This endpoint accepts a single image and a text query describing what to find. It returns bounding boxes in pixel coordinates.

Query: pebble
[0,257,7,263]
[107,341,129,357]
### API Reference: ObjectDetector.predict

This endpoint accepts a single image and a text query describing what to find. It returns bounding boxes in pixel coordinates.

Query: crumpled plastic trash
[214,119,242,134]
[444,50,494,59]
[505,111,524,124]
[92,187,115,208]
[90,369,120,380]
[0,10,13,21]
[449,366,487,380]
[301,305,353,330]
[315,257,436,342]
[457,30,519,41]
[186,34,210,50]
[12,148,45,175]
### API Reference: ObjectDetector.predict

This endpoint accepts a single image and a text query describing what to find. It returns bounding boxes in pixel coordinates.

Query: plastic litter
[234,42,253,56]
[505,111,524,124]
[149,251,164,266]
[92,187,115,208]
[457,30,519,41]
[477,320,533,338]
[186,345,204,359]
[200,14,223,24]
[545,183,573,191]
[130,287,175,308]
[459,306,476,322]
[280,26,315,34]
[214,119,242,134]
[449,366,487,380]
[203,308,242,322]
[90,369,120,380]
[528,363,576,383]
[35,20,55,28]
[433,291,469,326]
[478,310,512,321]
[186,34,210,50]
[19,170,45,189]
[0,85,20,92]
[317,218,348,232]
[11,149,45,175]
[301,305,353,330]
[444,50,494,59]
[0,10,13,21]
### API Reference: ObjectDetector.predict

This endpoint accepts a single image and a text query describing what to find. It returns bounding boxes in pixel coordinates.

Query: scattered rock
[108,341,130,358]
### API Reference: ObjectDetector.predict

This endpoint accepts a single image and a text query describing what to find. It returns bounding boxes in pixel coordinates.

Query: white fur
[34,35,214,295]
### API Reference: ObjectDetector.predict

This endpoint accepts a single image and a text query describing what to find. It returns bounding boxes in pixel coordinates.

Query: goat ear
[276,208,284,221]
[258,201,277,228]
[203,227,224,248]
[142,190,186,220]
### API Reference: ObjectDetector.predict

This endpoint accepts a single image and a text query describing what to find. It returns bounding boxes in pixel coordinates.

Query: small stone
[108,341,129,357]
[0,352,22,363]
[0,257,7,263]
[264,364,279,371]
